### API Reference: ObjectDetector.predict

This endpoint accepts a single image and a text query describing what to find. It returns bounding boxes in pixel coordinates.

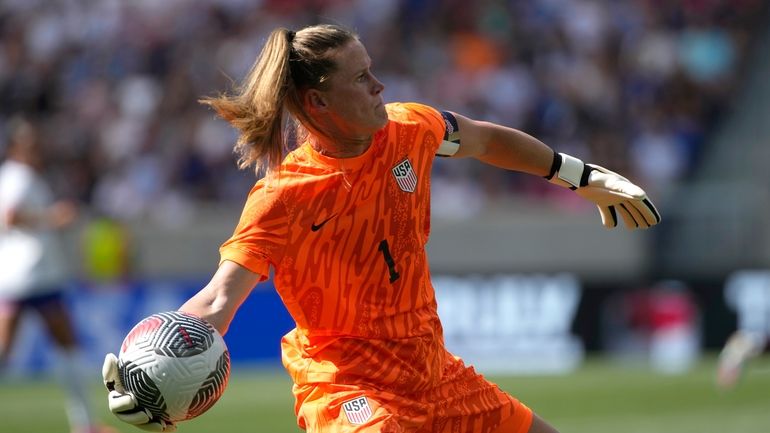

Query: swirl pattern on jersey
[222,104,465,393]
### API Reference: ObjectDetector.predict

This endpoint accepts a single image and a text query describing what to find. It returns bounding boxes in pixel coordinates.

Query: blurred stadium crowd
[0,0,767,223]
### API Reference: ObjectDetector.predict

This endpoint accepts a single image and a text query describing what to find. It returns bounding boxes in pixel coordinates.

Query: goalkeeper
[103,24,660,433]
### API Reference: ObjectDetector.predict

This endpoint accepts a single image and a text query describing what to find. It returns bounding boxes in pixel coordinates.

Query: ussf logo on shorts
[392,158,417,192]
[342,396,373,425]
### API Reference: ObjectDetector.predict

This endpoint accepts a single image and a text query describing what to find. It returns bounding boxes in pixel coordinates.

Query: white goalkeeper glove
[102,353,177,432]
[545,152,661,229]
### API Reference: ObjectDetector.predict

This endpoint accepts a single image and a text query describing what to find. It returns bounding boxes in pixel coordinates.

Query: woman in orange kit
[102,24,659,433]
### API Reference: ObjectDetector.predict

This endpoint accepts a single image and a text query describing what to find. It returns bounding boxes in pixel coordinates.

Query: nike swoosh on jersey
[311,214,336,231]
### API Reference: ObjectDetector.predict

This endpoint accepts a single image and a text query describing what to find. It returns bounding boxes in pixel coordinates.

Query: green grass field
[2,356,769,433]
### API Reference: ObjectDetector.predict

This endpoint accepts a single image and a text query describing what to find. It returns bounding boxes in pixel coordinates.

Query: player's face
[318,40,388,138]
[10,125,43,170]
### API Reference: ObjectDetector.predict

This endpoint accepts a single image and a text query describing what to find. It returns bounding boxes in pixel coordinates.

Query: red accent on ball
[178,326,195,348]
[122,316,163,353]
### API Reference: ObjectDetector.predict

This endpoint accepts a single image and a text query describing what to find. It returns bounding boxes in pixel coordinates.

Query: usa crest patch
[392,158,417,192]
[342,396,372,425]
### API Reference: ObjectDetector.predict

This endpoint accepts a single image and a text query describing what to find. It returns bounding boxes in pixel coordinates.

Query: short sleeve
[219,181,287,281]
[398,103,446,155]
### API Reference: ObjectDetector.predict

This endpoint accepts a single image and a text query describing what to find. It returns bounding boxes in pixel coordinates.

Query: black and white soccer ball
[118,311,231,423]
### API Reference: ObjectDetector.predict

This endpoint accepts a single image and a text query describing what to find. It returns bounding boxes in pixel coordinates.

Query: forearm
[475,123,554,176]
[179,287,238,336]
[450,114,554,177]
[179,260,260,335]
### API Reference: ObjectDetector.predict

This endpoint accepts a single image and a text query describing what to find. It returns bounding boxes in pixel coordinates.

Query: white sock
[55,348,95,432]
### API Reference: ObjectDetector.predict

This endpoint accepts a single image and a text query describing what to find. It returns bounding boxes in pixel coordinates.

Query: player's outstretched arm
[445,112,661,229]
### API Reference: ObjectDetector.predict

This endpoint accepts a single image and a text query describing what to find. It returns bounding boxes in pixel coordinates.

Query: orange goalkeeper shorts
[292,364,533,433]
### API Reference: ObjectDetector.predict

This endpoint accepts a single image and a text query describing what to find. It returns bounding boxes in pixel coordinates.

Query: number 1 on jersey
[378,239,400,283]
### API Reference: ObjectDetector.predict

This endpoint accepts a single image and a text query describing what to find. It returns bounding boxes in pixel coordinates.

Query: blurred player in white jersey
[0,117,113,433]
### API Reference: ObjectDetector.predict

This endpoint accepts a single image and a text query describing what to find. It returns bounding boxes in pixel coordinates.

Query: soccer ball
[118,311,231,423]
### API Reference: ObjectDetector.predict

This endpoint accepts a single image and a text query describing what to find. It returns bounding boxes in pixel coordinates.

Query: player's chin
[374,109,389,127]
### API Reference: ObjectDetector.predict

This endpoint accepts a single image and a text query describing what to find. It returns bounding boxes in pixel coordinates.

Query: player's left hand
[576,164,661,229]
[102,353,177,432]
[547,152,661,229]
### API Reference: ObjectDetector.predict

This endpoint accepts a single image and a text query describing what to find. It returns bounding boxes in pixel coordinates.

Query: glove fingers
[616,203,640,229]
[109,392,176,431]
[626,201,652,228]
[105,357,175,432]
[639,197,661,225]
[567,160,661,230]
[597,205,618,228]
[115,409,153,425]
[108,390,140,413]
[627,199,655,227]
[102,353,124,392]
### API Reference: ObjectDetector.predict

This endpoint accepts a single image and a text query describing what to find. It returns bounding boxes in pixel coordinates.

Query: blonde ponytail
[200,24,357,176]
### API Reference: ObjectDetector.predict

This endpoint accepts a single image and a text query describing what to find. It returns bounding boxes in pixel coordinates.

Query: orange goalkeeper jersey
[220,102,453,393]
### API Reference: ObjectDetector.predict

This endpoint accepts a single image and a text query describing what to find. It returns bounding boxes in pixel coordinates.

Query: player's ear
[305,89,328,112]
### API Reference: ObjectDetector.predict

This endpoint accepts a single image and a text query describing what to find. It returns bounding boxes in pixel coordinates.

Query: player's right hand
[102,353,177,432]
